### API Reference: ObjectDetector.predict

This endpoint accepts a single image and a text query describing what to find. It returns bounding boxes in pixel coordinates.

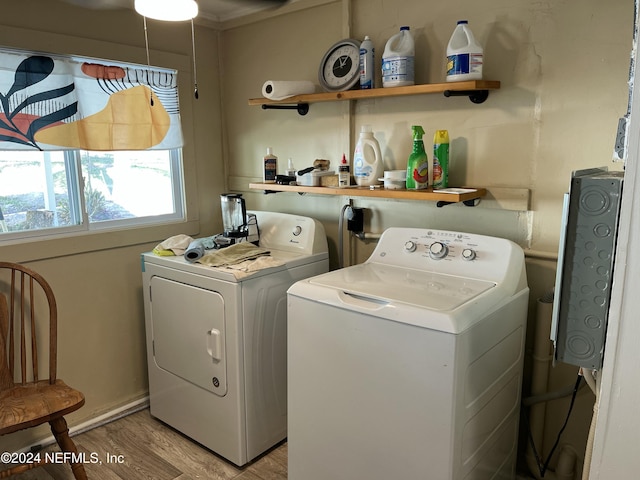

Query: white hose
[526,294,554,479]
[581,369,600,480]
[355,232,381,240]
[338,203,350,268]
[526,292,577,480]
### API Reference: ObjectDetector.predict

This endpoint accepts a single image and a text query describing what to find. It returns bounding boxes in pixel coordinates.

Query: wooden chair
[0,262,87,479]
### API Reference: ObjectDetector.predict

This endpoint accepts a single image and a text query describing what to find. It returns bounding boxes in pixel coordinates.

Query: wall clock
[318,39,362,92]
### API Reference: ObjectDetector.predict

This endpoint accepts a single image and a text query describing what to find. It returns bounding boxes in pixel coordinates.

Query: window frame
[0,148,186,241]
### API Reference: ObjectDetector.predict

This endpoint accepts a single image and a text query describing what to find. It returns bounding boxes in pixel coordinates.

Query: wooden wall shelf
[248,80,500,114]
[249,183,486,207]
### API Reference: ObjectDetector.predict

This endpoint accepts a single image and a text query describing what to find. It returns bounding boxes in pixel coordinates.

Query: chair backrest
[0,262,57,388]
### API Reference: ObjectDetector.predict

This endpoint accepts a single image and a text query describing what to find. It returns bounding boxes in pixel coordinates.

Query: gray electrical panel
[551,168,624,369]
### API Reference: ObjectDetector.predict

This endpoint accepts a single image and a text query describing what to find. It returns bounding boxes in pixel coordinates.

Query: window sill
[0,220,201,263]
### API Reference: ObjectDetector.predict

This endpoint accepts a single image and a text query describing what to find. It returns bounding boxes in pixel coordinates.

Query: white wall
[590,4,640,476]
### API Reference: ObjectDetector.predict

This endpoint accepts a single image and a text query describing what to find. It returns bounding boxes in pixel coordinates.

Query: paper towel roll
[261,80,316,100]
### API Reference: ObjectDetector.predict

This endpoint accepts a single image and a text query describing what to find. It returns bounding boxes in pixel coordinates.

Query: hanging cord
[191,19,199,99]
[523,371,583,478]
[142,16,154,106]
[338,203,352,268]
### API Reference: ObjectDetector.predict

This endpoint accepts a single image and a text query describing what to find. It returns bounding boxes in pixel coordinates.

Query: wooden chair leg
[50,417,88,480]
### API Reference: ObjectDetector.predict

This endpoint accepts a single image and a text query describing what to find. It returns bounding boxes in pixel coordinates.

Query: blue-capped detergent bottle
[353,125,383,186]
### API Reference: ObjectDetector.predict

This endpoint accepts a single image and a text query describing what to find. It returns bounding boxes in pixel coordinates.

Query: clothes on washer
[197,242,271,268]
[153,234,194,256]
[222,256,285,279]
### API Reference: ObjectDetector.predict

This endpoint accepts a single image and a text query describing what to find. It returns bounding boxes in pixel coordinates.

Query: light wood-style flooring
[8,408,287,480]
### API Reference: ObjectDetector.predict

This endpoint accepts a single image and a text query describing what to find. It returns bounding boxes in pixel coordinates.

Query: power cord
[523,372,583,478]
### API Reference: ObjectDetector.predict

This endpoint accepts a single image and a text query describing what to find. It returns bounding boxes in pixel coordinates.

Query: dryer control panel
[367,228,524,285]
[248,210,328,255]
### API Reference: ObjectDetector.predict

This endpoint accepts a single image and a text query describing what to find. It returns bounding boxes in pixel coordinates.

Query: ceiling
[61,0,292,24]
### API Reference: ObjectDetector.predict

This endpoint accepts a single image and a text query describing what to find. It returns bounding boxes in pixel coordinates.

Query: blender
[216,193,259,248]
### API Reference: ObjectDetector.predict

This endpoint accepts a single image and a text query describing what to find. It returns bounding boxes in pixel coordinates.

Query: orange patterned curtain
[0,49,183,151]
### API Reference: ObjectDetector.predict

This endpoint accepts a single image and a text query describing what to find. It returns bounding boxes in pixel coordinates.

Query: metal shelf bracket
[261,103,309,115]
[443,89,490,104]
[436,198,481,208]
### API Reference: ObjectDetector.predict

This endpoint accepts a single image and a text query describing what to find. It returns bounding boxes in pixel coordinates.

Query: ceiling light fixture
[136,0,200,100]
[134,0,198,21]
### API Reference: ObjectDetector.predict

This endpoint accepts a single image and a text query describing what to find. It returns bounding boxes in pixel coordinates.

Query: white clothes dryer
[141,211,328,466]
[287,227,529,480]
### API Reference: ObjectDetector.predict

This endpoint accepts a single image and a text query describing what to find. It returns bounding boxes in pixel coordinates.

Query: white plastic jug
[382,26,415,88]
[446,20,483,82]
[353,125,383,186]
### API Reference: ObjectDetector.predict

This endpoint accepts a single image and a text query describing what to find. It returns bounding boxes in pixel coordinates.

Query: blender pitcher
[220,193,247,238]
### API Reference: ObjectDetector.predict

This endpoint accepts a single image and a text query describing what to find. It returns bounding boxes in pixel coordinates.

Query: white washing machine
[287,228,529,480]
[141,211,328,466]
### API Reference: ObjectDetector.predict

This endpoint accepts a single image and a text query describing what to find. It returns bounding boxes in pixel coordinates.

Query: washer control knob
[429,242,448,260]
[292,225,302,236]
[461,248,477,261]
[404,241,417,253]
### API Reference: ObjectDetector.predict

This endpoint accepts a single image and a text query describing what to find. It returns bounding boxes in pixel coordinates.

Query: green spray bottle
[406,125,429,190]
[433,130,449,188]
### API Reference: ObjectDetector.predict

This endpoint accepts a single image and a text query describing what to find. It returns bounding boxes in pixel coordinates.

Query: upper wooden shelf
[249,183,486,207]
[248,80,501,114]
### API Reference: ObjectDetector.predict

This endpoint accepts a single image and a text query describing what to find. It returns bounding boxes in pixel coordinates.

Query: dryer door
[150,276,228,396]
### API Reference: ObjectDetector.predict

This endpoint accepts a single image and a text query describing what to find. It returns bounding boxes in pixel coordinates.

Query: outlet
[347,207,364,233]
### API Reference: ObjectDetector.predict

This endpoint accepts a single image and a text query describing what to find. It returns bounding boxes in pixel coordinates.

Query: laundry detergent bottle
[406,125,429,190]
[353,125,383,186]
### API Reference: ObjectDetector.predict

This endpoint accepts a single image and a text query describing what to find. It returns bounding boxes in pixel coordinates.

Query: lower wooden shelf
[248,183,486,207]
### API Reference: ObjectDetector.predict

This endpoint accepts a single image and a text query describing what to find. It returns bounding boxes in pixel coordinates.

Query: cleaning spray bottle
[406,125,429,190]
[433,130,449,188]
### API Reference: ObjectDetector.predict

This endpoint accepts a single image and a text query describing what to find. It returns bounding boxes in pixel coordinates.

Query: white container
[379,170,406,190]
[286,158,296,176]
[353,125,383,186]
[359,36,375,89]
[382,26,415,88]
[446,20,483,82]
[296,170,336,186]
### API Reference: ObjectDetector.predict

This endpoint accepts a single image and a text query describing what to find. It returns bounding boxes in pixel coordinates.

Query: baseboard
[21,396,150,453]
[70,396,150,436]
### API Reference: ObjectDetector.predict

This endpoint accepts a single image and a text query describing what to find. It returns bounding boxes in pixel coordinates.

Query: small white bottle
[338,153,351,187]
[263,147,278,183]
[446,20,483,82]
[359,36,375,89]
[286,157,296,176]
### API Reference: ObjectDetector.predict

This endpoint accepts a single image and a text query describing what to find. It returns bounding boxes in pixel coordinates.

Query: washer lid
[308,263,495,312]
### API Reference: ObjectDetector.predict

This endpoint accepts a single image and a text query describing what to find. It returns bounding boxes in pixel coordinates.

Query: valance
[0,49,183,151]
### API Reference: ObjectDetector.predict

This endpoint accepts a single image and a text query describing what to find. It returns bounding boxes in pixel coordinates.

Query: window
[0,149,184,239]
[0,48,187,241]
